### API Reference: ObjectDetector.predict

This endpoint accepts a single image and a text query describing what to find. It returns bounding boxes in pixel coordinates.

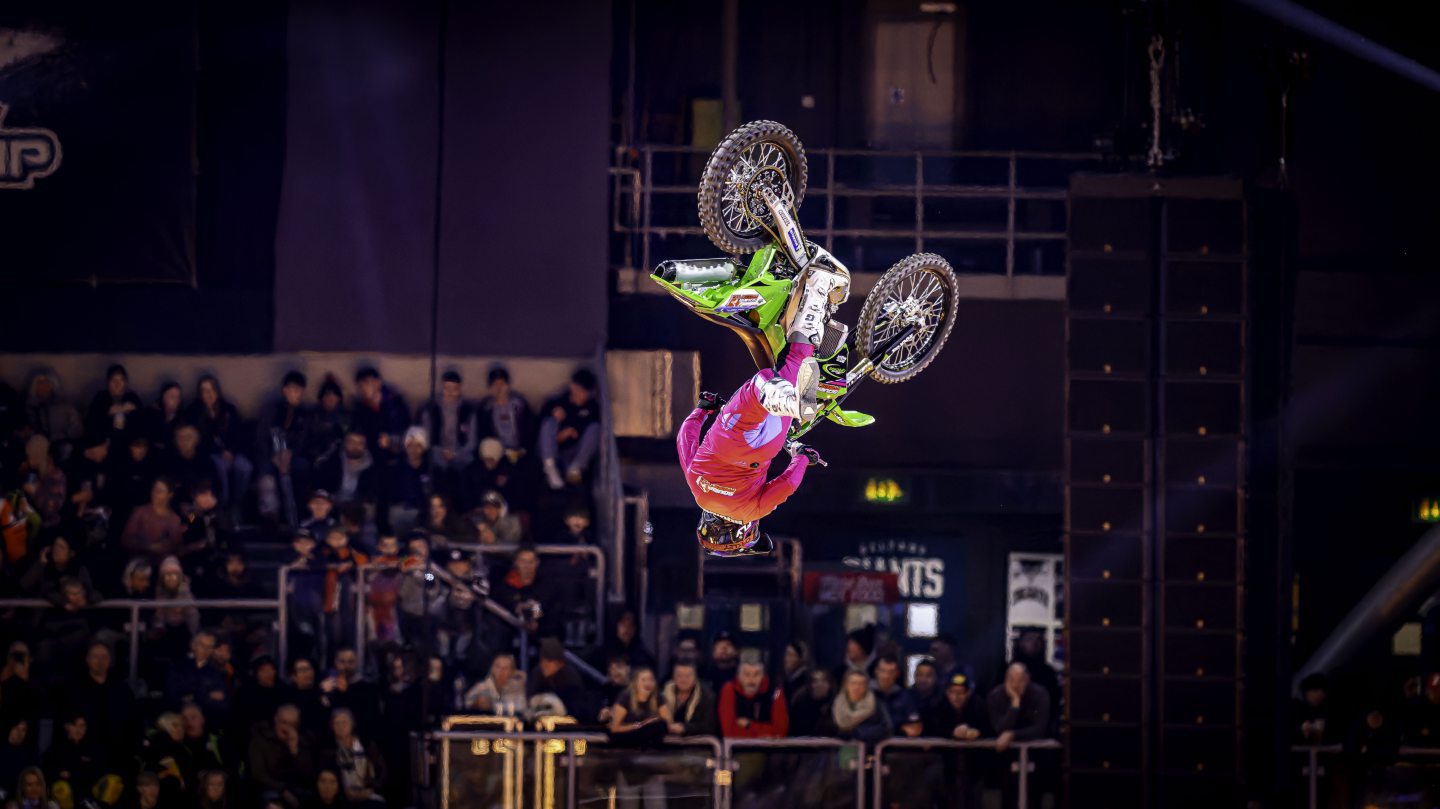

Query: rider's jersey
[677,364,809,523]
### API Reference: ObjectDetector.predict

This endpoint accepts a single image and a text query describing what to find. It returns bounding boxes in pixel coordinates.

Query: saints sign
[0,105,62,190]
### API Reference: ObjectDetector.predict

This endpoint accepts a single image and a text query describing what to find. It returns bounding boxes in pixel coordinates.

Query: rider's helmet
[696,510,761,556]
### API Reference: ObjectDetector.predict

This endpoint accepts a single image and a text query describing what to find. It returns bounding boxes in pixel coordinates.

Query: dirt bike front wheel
[854,253,959,384]
[697,120,808,255]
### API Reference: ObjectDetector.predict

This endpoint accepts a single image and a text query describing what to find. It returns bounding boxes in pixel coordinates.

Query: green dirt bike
[651,120,959,440]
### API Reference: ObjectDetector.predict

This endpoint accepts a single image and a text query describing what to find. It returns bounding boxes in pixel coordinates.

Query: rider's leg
[786,268,848,347]
[759,341,818,421]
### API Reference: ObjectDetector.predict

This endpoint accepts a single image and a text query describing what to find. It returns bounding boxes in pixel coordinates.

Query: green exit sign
[863,477,908,505]
[1417,497,1440,523]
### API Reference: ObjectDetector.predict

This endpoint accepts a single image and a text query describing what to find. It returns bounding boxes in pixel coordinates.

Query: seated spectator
[0,488,40,577]
[305,377,351,468]
[472,490,522,545]
[873,655,922,737]
[202,552,260,600]
[138,713,188,805]
[788,670,836,737]
[660,660,717,737]
[435,548,485,671]
[112,435,160,523]
[910,658,943,714]
[1296,672,1337,744]
[464,653,527,715]
[381,427,434,534]
[418,370,478,480]
[285,659,328,738]
[64,435,116,525]
[143,383,185,458]
[538,370,600,490]
[718,653,788,738]
[179,704,224,784]
[987,663,1051,752]
[597,656,633,721]
[549,504,592,546]
[927,672,989,740]
[122,478,186,565]
[591,609,655,670]
[928,633,960,681]
[527,638,594,721]
[350,369,409,462]
[834,625,876,684]
[477,366,535,452]
[84,365,142,448]
[121,557,155,599]
[705,632,739,694]
[314,432,378,510]
[424,494,467,542]
[59,642,138,763]
[129,771,163,809]
[248,705,316,809]
[1,643,38,734]
[321,709,385,809]
[18,535,97,605]
[196,771,228,809]
[1011,630,1061,734]
[6,767,58,809]
[459,438,517,516]
[608,667,666,744]
[165,630,228,717]
[781,641,812,707]
[26,371,82,448]
[286,532,325,660]
[41,712,107,801]
[491,547,557,638]
[163,426,220,508]
[302,770,345,809]
[337,503,377,558]
[830,670,890,743]
[395,533,446,647]
[185,375,252,520]
[319,648,380,739]
[299,491,338,547]
[319,528,367,648]
[179,483,235,580]
[0,721,38,800]
[257,371,315,527]
[19,435,66,528]
[364,536,403,644]
[40,578,95,668]
[154,556,200,655]
[232,657,285,751]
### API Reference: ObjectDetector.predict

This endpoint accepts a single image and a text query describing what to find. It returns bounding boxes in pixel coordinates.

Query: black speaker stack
[1063,176,1246,808]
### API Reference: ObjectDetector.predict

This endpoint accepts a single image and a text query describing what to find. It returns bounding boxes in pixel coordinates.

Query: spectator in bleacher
[18,436,65,528]
[65,435,115,530]
[477,367,535,453]
[320,709,385,809]
[84,365,143,448]
[873,655,922,737]
[26,372,81,450]
[380,427,434,535]
[829,670,890,743]
[138,713,189,806]
[314,432,378,510]
[305,377,350,469]
[5,767,58,809]
[18,535,96,605]
[472,490,522,545]
[396,533,446,647]
[180,483,234,579]
[607,667,666,747]
[1011,630,1061,734]
[661,660,717,737]
[910,658,943,715]
[40,578,96,670]
[232,656,284,751]
[143,383,185,459]
[491,547,556,639]
[248,705,316,809]
[350,369,408,462]
[319,527,367,651]
[196,771,227,809]
[927,672,988,740]
[928,633,960,681]
[284,659,327,738]
[165,629,228,717]
[154,556,200,652]
[0,720,37,797]
[178,704,224,783]
[122,478,185,565]
[299,491,337,546]
[424,494,466,542]
[201,552,259,602]
[337,504,377,559]
[705,632,739,694]
[363,536,402,645]
[60,642,138,763]
[458,439,519,516]
[120,557,155,600]
[163,426,220,508]
[527,638,593,722]
[464,653,527,715]
[185,376,251,520]
[128,771,163,809]
[538,369,600,490]
[40,711,107,802]
[718,653,788,739]
[1295,672,1337,743]
[0,488,40,581]
[257,371,314,528]
[597,655,632,721]
[113,436,160,526]
[319,648,380,739]
[589,609,653,674]
[987,662,1051,752]
[436,548,485,674]
[303,770,345,809]
[418,370,478,481]
[781,641,812,707]
[787,670,835,737]
[835,625,876,684]
[549,503,592,547]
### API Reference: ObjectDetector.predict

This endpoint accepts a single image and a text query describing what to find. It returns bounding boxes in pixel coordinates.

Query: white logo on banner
[842,539,945,598]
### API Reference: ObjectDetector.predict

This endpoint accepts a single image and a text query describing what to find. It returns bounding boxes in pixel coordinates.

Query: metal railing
[1292,743,1440,809]
[613,143,1102,287]
[872,737,1061,809]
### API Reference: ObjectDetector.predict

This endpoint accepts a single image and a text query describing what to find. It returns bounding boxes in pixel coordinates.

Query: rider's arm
[755,453,808,516]
[676,408,708,469]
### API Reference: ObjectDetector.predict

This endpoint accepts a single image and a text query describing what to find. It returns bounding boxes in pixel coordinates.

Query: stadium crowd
[0,363,1061,809]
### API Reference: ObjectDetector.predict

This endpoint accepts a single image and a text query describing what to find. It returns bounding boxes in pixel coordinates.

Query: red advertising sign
[802,571,901,604]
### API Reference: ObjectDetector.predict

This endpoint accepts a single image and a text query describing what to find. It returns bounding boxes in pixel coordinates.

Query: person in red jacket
[718,655,789,738]
[677,268,846,557]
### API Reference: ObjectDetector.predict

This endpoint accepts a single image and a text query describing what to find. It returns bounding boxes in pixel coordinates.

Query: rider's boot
[760,361,819,423]
[786,268,848,348]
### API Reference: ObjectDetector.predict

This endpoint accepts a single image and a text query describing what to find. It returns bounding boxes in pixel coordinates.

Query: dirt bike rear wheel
[854,253,959,384]
[697,120,808,255]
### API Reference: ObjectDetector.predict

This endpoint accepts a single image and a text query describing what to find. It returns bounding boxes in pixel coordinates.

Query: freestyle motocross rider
[676,267,848,557]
